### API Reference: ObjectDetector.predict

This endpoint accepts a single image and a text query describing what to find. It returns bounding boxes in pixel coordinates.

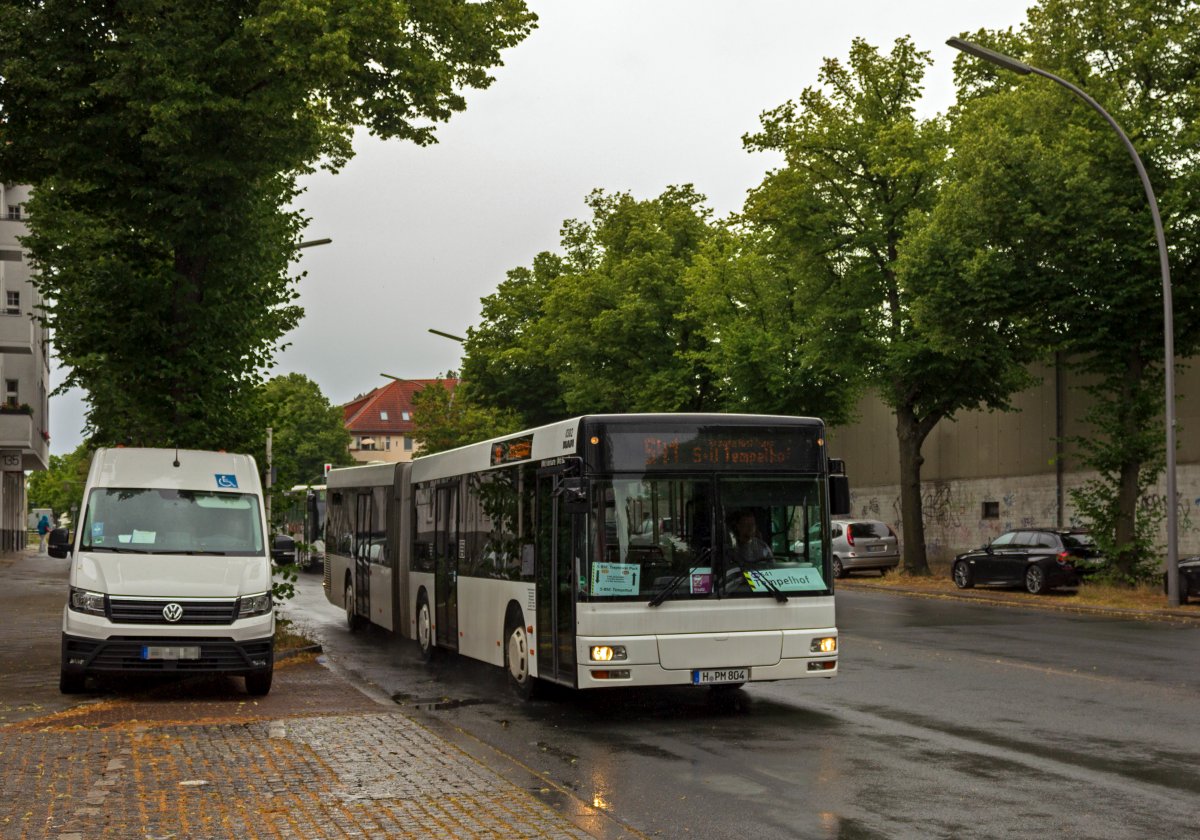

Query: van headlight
[238,593,273,618]
[69,587,107,616]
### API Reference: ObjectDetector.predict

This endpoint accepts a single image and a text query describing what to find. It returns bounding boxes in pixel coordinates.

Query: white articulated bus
[324,413,850,696]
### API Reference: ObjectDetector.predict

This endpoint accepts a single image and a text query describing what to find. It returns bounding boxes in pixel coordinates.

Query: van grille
[108,597,238,625]
[64,637,273,673]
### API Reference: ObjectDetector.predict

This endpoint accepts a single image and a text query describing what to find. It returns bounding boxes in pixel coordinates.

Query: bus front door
[434,482,459,651]
[536,472,578,686]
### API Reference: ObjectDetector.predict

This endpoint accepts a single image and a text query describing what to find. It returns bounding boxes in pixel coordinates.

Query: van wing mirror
[47,527,71,559]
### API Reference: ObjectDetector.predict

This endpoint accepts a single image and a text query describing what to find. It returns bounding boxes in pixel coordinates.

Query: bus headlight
[69,587,106,616]
[238,593,273,618]
[811,637,837,654]
[590,645,626,662]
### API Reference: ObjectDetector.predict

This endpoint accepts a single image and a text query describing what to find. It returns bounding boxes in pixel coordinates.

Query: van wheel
[416,593,435,661]
[245,668,273,696]
[59,669,85,694]
[504,615,538,700]
[345,580,364,632]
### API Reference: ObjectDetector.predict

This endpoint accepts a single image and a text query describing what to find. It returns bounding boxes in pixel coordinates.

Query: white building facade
[0,183,51,549]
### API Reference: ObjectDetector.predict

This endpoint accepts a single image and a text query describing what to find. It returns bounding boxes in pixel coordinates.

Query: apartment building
[343,378,457,464]
[0,183,51,549]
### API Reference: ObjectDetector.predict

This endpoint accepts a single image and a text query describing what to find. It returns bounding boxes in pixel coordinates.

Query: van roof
[87,447,262,493]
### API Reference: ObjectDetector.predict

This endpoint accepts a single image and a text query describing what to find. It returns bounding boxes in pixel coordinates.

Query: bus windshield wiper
[648,548,711,608]
[745,567,788,602]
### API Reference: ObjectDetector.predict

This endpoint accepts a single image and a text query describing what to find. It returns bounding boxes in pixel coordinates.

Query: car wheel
[245,667,273,696]
[59,668,85,695]
[504,615,538,700]
[1179,583,1189,606]
[832,557,846,579]
[1025,564,1047,594]
[416,593,435,661]
[952,561,974,589]
[878,567,889,577]
[345,580,364,632]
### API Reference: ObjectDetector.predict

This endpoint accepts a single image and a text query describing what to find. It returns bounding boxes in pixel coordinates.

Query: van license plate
[692,668,748,685]
[142,646,201,661]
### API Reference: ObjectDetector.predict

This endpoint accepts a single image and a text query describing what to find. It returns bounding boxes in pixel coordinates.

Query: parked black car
[1163,555,1200,605]
[952,528,1103,594]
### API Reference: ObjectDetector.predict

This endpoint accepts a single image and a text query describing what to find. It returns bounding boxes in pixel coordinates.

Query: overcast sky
[48,0,1035,455]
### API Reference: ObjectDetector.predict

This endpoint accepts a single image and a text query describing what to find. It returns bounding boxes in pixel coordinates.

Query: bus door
[353,492,371,619]
[434,481,459,651]
[536,469,579,685]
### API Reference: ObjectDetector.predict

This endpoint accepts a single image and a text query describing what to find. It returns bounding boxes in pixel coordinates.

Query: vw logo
[162,602,184,623]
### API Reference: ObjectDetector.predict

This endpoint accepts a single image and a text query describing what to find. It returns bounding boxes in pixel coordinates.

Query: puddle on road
[391,692,491,712]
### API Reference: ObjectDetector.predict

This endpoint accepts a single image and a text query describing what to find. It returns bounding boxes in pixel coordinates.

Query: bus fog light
[811,637,837,653]
[591,669,631,680]
[808,661,836,671]
[590,645,626,662]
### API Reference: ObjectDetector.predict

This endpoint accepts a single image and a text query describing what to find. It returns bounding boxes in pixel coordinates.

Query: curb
[838,579,1200,625]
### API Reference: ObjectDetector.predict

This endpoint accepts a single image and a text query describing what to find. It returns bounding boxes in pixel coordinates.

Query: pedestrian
[36,513,51,555]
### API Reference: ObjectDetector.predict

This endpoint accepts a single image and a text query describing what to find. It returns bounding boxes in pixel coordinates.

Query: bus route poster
[591,562,640,596]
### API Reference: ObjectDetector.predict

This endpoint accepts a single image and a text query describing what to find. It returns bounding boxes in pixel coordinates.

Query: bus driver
[728,509,772,567]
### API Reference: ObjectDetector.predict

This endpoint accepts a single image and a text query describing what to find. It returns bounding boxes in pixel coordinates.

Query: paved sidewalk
[1,655,601,840]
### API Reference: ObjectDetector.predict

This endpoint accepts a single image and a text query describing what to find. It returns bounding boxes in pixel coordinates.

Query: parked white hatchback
[829,519,900,578]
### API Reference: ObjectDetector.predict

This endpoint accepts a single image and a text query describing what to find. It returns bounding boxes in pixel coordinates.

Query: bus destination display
[602,428,820,472]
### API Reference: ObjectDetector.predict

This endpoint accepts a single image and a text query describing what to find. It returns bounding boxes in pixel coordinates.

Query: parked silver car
[830,519,900,578]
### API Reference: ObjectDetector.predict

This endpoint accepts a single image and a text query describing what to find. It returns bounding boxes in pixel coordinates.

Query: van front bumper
[60,633,274,677]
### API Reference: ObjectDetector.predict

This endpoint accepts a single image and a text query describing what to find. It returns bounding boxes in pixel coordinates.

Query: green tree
[409,376,521,455]
[26,443,92,523]
[0,0,535,450]
[742,37,1035,575]
[258,373,351,523]
[542,186,719,414]
[942,0,1200,581]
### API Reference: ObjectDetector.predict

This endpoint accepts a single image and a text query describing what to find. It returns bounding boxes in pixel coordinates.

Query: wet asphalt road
[283,573,1200,840]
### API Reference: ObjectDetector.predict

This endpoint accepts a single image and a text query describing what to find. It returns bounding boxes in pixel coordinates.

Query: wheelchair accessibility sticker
[214,474,239,489]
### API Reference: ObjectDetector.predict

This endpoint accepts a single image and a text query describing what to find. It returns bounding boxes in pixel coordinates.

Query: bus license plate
[142,646,201,661]
[692,668,748,685]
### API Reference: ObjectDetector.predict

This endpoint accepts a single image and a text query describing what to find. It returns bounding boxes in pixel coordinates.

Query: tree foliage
[26,443,92,522]
[0,0,535,449]
[409,376,521,455]
[939,0,1200,580]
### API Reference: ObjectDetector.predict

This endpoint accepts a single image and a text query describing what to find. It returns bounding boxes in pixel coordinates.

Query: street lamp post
[947,37,1180,605]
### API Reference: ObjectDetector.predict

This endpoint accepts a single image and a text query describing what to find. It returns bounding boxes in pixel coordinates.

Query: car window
[1033,532,1058,548]
[849,522,890,539]
[831,525,842,538]
[1061,534,1094,550]
[990,532,1016,547]
[1011,532,1038,547]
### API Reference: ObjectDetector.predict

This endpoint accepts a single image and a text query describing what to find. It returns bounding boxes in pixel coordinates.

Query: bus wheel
[504,617,537,700]
[416,593,435,662]
[345,579,364,632]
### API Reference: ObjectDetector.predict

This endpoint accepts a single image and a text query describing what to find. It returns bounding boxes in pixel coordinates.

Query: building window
[404,436,413,451]
[402,411,411,421]
[5,291,18,315]
[982,501,1000,520]
[380,410,388,420]
[4,380,18,408]
[385,436,391,451]
[6,205,20,221]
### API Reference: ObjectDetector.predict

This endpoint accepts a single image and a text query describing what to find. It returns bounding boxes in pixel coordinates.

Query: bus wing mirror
[557,477,589,514]
[829,475,851,517]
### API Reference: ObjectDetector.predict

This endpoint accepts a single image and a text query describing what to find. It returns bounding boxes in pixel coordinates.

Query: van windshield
[81,488,265,555]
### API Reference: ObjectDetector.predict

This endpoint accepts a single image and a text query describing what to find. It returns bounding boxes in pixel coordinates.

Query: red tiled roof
[342,379,457,435]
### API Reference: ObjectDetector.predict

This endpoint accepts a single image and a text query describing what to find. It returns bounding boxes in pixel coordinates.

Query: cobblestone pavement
[0,549,613,840]
[1,657,601,840]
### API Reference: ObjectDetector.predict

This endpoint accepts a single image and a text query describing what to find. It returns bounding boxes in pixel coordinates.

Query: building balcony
[0,312,34,354]
[0,410,49,471]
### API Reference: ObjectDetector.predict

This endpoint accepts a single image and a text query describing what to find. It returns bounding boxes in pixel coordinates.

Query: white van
[52,448,275,695]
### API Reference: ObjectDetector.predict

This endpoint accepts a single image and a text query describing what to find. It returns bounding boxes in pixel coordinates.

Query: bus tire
[504,612,538,700]
[416,591,435,662]
[345,578,365,632]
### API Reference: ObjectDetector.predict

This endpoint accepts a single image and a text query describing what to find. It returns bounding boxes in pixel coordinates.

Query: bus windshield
[81,488,265,555]
[588,476,829,600]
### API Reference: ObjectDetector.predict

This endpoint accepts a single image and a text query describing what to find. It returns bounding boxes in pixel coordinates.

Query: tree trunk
[895,403,941,576]
[1112,350,1145,579]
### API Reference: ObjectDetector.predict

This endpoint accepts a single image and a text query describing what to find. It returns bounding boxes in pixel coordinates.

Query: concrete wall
[828,359,1200,564]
